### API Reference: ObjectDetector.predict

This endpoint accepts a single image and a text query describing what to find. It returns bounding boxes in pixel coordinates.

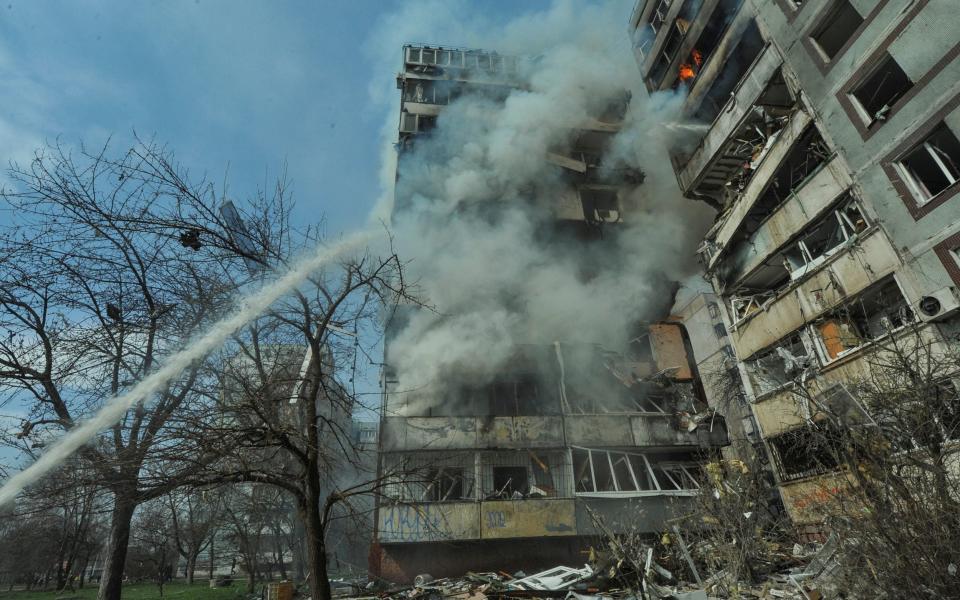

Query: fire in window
[810,0,863,61]
[851,53,913,125]
[897,123,960,204]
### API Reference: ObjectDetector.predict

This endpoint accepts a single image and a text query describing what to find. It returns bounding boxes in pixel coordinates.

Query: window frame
[895,123,960,206]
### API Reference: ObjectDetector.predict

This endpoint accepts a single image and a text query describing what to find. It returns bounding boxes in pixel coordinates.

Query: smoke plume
[367,0,714,413]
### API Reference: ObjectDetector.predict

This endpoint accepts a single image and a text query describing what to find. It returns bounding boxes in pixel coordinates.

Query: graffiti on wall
[379,503,479,543]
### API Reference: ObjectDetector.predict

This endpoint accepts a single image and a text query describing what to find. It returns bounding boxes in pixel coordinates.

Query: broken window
[404,79,456,105]
[399,113,437,134]
[692,20,766,123]
[748,126,832,222]
[708,302,720,318]
[742,413,761,443]
[810,0,862,61]
[814,278,914,361]
[425,467,467,502]
[851,53,913,125]
[780,197,868,280]
[744,333,812,397]
[481,451,569,499]
[648,0,672,34]
[572,447,700,495]
[633,24,655,60]
[672,0,743,88]
[727,197,868,313]
[492,466,529,498]
[489,375,543,416]
[383,453,475,502]
[897,123,960,204]
[769,423,841,482]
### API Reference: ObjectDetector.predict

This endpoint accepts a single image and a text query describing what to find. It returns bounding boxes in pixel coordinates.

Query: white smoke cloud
[367,0,714,413]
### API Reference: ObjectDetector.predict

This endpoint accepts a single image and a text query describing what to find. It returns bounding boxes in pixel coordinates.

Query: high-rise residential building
[370,43,730,582]
[630,0,960,537]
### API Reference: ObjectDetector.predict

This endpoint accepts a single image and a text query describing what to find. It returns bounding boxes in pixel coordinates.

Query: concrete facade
[371,43,730,582]
[630,0,960,532]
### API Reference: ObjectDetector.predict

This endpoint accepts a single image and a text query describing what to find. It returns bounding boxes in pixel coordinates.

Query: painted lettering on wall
[485,510,507,528]
[380,504,445,542]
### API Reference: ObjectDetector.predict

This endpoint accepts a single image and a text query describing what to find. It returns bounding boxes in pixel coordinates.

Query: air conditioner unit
[914,286,960,322]
[399,113,418,134]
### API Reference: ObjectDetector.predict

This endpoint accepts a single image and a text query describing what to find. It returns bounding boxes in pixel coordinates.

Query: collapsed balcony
[739,277,916,402]
[721,195,869,314]
[675,45,790,201]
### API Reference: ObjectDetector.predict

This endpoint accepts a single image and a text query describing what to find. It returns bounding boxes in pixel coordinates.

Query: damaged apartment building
[630,0,960,535]
[371,44,730,582]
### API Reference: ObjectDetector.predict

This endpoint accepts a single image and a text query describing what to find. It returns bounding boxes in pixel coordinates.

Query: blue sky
[2,0,602,465]
[0,0,556,231]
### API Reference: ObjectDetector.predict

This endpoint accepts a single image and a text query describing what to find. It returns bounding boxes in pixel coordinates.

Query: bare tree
[128,500,175,596]
[735,320,960,597]
[0,139,259,600]
[188,240,418,600]
[166,488,221,585]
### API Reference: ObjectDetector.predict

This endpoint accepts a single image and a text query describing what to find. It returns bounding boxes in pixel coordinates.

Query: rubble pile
[339,535,838,600]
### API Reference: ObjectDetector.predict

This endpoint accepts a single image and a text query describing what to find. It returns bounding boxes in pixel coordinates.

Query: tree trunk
[186,554,197,585]
[97,492,138,600]
[299,497,331,600]
[208,534,215,581]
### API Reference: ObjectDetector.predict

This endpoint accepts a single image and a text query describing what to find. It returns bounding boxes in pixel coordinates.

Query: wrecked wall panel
[720,156,849,285]
[629,415,729,447]
[712,110,814,255]
[378,502,481,543]
[565,415,634,447]
[480,498,576,539]
[574,496,690,535]
[678,44,783,193]
[649,323,693,379]
[779,472,854,525]
[385,417,478,451]
[730,230,901,358]
[477,416,564,448]
[752,388,808,437]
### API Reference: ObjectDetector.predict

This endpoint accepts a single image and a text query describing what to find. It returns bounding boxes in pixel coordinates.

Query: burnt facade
[630,0,960,534]
[371,44,730,582]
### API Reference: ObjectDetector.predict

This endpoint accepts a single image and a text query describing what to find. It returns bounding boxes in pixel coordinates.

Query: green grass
[0,582,248,600]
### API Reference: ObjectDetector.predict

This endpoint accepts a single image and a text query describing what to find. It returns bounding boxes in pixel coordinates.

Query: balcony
[676,43,783,197]
[708,110,814,260]
[381,413,728,452]
[381,416,564,451]
[714,155,851,286]
[566,414,728,448]
[728,229,902,359]
[376,495,696,543]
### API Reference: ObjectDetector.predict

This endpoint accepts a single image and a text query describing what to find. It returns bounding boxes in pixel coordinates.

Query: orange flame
[678,48,702,84]
[679,64,695,82]
[692,49,703,67]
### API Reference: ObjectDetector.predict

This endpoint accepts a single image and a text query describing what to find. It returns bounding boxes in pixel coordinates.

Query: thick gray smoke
[366,0,714,413]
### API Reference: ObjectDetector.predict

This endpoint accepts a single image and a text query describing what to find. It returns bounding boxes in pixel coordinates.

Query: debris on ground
[336,533,839,600]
